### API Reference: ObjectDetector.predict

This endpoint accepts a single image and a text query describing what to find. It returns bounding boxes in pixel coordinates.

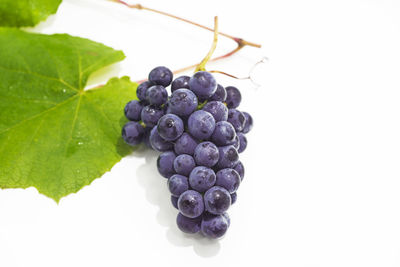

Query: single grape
[171,195,179,209]
[157,114,184,141]
[188,110,216,140]
[204,186,231,215]
[210,84,227,102]
[227,109,246,132]
[149,127,174,152]
[189,71,217,100]
[242,112,253,133]
[124,100,144,121]
[174,132,199,155]
[216,145,239,169]
[215,168,241,193]
[173,154,196,176]
[136,81,154,102]
[233,161,244,181]
[157,151,176,178]
[169,89,198,117]
[148,66,173,87]
[201,212,229,238]
[178,190,204,218]
[121,121,144,146]
[202,101,228,122]
[225,86,242,108]
[141,105,164,127]
[211,121,237,146]
[176,213,202,234]
[189,166,216,193]
[237,132,247,153]
[168,174,189,196]
[146,85,168,106]
[171,75,190,92]
[193,141,219,167]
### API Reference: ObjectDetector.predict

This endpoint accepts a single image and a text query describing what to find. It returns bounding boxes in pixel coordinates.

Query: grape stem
[195,16,219,72]
[110,0,262,79]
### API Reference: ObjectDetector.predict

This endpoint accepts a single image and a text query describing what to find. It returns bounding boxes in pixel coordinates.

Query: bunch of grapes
[122,66,253,239]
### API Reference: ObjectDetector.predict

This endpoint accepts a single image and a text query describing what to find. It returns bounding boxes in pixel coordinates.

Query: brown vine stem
[209,70,241,80]
[110,0,261,79]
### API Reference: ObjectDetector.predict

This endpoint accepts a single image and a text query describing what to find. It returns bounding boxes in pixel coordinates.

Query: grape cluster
[122,66,253,239]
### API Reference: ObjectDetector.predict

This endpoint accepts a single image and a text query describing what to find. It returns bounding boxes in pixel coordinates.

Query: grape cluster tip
[122,66,253,239]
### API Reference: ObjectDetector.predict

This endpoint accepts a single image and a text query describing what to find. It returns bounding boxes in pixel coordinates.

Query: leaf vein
[0,95,79,136]
[84,95,120,136]
[59,94,83,190]
[0,65,78,92]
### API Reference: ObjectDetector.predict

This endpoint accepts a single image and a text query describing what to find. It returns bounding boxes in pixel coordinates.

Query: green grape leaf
[0,28,137,202]
[0,0,62,27]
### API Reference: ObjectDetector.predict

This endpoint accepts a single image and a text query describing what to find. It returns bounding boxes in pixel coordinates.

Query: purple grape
[124,100,144,121]
[242,112,253,133]
[157,151,176,178]
[201,212,229,238]
[216,145,239,169]
[121,121,144,146]
[188,110,216,140]
[202,101,228,122]
[157,114,184,141]
[171,195,179,209]
[171,75,190,92]
[204,186,231,215]
[230,192,237,205]
[189,71,217,100]
[168,174,189,196]
[189,166,216,193]
[174,133,199,156]
[136,81,154,102]
[225,86,242,108]
[173,154,196,176]
[169,89,198,117]
[176,213,202,234]
[146,85,168,106]
[141,105,164,127]
[149,127,173,152]
[178,190,204,218]
[211,121,237,146]
[215,168,241,193]
[233,161,244,181]
[227,109,246,132]
[210,84,227,102]
[193,141,219,167]
[237,132,247,153]
[148,66,173,87]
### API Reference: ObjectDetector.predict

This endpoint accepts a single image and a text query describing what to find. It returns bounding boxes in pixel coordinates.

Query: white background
[1,0,400,266]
